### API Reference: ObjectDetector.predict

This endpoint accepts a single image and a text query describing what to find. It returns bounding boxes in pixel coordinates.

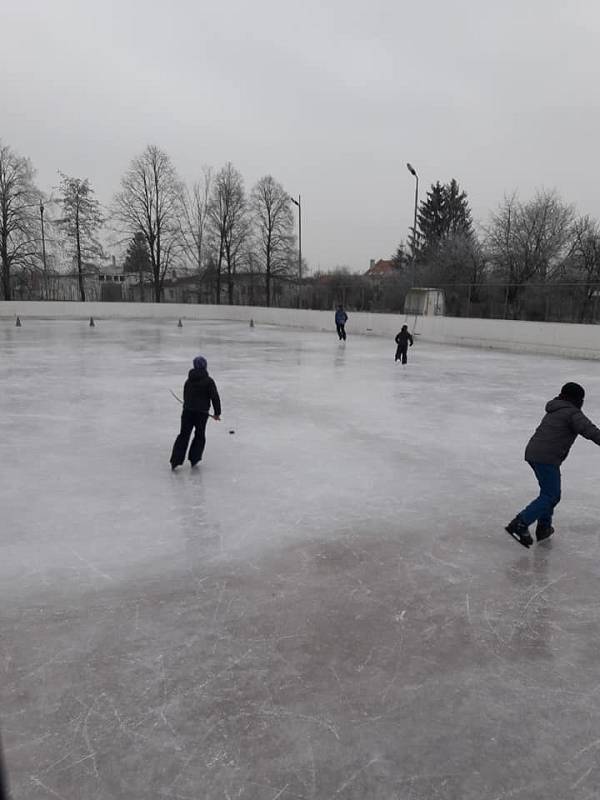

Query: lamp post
[290,194,302,307]
[406,162,418,286]
[39,200,48,299]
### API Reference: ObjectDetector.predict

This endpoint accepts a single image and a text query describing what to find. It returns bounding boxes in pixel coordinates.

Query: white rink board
[2,299,600,359]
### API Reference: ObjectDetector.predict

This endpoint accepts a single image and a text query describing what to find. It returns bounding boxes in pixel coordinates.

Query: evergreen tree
[123,231,151,301]
[391,241,409,271]
[417,181,446,253]
[416,179,473,259]
[123,231,151,273]
[445,179,473,239]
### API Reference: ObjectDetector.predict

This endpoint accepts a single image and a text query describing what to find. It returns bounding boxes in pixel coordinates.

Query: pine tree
[445,179,473,239]
[416,179,473,259]
[417,181,446,253]
[123,231,151,302]
[123,231,151,273]
[391,242,409,271]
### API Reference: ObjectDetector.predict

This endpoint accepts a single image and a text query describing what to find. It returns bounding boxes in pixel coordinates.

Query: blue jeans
[519,462,561,527]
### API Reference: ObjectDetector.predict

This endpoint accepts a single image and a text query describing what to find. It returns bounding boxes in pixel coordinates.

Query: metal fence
[433,282,600,323]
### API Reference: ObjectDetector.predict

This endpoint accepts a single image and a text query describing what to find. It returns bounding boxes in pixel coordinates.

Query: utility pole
[290,194,302,307]
[39,200,48,299]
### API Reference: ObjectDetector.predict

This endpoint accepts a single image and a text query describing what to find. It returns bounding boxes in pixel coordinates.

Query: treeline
[3,136,600,321]
[0,141,298,305]
[391,179,600,322]
[275,178,600,322]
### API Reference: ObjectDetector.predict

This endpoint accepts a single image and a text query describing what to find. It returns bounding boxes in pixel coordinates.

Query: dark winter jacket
[524,397,600,465]
[395,330,413,348]
[335,309,348,325]
[183,368,221,416]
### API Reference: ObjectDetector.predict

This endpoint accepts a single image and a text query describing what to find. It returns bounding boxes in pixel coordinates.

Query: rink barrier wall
[2,301,600,360]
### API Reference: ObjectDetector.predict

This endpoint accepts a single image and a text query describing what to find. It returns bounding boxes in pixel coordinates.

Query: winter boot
[505,517,533,548]
[535,522,554,542]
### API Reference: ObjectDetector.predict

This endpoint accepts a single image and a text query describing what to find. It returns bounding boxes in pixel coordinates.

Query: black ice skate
[505,517,533,548]
[535,522,554,542]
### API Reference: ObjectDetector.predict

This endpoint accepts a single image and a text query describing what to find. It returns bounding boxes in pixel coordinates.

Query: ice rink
[3,318,600,800]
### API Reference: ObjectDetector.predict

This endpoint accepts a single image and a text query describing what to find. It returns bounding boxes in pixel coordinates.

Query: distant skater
[170,356,221,470]
[335,305,348,340]
[505,382,600,548]
[394,325,413,364]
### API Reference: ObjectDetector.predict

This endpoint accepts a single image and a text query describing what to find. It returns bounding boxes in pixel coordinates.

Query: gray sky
[2,0,599,272]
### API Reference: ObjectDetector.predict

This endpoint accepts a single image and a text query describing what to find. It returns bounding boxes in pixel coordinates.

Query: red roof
[366,259,395,276]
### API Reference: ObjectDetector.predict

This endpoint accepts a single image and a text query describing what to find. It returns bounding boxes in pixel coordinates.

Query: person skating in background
[335,305,348,340]
[505,382,600,548]
[170,356,221,470]
[395,325,414,364]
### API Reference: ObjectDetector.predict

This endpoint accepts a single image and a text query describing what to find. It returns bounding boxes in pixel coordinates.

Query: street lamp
[406,162,418,285]
[39,200,48,298]
[290,194,302,306]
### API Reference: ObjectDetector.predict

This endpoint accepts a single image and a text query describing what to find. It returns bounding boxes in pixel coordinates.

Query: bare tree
[208,163,248,304]
[180,168,213,294]
[114,145,183,303]
[0,142,40,300]
[566,216,600,322]
[250,175,295,306]
[485,190,575,317]
[56,173,104,302]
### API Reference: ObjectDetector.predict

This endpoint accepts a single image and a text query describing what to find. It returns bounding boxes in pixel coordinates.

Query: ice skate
[505,517,533,548]
[535,522,554,542]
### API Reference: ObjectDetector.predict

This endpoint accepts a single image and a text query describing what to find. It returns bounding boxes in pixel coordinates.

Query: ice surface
[3,318,600,799]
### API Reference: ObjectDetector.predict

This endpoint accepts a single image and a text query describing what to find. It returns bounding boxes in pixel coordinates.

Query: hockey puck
[229,430,235,434]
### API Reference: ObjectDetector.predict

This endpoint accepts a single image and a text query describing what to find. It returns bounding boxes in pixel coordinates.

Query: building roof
[366,259,395,276]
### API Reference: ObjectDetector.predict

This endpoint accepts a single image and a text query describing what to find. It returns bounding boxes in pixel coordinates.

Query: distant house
[159,274,200,304]
[365,258,396,277]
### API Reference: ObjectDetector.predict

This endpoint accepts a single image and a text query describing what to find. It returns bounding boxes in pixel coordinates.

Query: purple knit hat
[193,355,207,371]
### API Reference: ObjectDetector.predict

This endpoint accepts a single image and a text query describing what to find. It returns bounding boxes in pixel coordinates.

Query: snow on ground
[2,318,600,799]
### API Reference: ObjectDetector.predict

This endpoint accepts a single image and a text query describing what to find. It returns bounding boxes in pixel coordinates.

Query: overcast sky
[2,0,599,271]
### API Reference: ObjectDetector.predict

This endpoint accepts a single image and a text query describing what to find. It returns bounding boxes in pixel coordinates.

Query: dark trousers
[170,409,209,466]
[336,323,346,340]
[395,346,408,364]
[519,461,561,526]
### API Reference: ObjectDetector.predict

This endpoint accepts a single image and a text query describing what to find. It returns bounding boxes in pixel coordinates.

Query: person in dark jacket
[395,325,414,364]
[335,306,348,340]
[170,356,221,470]
[506,382,600,547]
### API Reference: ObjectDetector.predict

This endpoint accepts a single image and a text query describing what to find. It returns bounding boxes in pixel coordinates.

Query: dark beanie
[193,355,207,371]
[560,382,585,408]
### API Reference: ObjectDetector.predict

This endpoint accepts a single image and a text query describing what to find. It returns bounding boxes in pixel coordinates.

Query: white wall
[2,301,600,360]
